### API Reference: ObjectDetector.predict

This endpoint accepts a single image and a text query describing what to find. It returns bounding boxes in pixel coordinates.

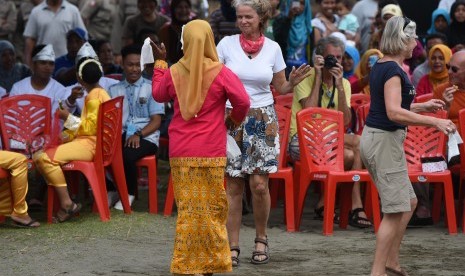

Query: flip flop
[11,218,40,228]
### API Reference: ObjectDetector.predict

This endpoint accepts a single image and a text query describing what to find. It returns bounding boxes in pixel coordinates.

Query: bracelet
[154,60,168,69]
[65,98,76,107]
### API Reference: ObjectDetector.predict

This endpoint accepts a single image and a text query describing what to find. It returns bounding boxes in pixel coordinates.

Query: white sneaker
[107,191,120,207]
[114,195,135,211]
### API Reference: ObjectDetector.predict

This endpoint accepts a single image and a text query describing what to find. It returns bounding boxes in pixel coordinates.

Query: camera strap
[318,75,336,109]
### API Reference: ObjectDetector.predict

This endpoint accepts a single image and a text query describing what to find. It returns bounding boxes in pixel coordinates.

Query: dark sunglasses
[403,16,411,31]
[446,64,460,73]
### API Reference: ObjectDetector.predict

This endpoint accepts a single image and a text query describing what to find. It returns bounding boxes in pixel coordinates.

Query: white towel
[140,37,154,69]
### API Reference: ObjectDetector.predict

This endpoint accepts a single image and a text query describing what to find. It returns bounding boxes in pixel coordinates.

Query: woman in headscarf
[33,57,110,223]
[416,44,452,97]
[349,48,383,94]
[427,8,450,35]
[152,20,250,276]
[342,44,360,79]
[158,0,195,65]
[447,0,465,49]
[0,40,31,93]
[273,0,312,70]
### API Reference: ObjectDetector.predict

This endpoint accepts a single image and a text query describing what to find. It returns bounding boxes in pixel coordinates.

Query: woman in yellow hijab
[152,20,250,276]
[416,44,452,97]
[350,49,384,95]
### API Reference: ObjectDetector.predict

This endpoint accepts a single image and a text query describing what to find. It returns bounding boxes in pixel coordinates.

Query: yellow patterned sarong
[170,157,232,275]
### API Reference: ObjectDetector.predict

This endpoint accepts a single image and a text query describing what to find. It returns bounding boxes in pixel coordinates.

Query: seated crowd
[0,0,463,234]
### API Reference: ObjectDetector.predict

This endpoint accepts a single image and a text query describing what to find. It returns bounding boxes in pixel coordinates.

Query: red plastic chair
[355,103,370,135]
[0,95,51,165]
[456,109,465,233]
[136,155,158,214]
[414,93,433,103]
[404,110,457,234]
[268,105,296,232]
[350,94,370,110]
[47,96,131,223]
[350,94,370,134]
[274,94,293,109]
[294,107,380,235]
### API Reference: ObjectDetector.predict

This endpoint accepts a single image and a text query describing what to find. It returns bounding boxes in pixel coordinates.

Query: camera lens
[324,55,338,69]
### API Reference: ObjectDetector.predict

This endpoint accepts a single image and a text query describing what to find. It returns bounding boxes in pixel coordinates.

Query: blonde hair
[380,16,417,56]
[232,0,272,33]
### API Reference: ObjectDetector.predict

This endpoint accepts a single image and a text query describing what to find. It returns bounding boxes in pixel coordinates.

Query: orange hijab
[355,49,384,95]
[170,20,223,121]
[428,44,452,88]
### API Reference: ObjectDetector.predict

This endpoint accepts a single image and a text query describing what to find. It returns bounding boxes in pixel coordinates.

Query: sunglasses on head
[403,16,411,31]
[446,64,460,73]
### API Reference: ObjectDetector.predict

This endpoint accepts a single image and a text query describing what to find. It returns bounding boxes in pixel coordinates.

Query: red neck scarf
[239,33,265,55]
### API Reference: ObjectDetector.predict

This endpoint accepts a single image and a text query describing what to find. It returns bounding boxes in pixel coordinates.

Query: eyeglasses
[446,64,460,73]
[403,16,411,31]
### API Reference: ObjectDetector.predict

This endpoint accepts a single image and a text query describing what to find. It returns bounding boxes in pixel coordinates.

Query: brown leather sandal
[53,202,82,223]
[250,237,269,265]
[230,246,240,267]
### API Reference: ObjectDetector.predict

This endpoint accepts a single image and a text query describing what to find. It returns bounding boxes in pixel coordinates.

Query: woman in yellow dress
[0,150,40,227]
[33,57,110,223]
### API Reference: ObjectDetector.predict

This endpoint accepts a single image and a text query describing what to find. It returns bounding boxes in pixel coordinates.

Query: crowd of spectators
[0,0,463,233]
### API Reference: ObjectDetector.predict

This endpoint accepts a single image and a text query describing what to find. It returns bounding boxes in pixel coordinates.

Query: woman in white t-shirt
[216,0,310,266]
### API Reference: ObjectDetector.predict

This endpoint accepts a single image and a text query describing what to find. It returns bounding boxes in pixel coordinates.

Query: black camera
[324,55,338,69]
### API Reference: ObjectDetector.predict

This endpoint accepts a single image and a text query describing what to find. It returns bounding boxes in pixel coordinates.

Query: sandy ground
[1,193,465,276]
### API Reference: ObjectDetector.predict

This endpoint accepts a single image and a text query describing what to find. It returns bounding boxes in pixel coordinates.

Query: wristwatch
[135,130,143,138]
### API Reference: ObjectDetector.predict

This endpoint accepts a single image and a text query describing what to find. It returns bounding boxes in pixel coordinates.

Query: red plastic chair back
[404,110,447,172]
[274,94,293,109]
[415,93,433,103]
[355,103,370,135]
[350,94,370,111]
[296,107,345,172]
[275,104,291,169]
[0,95,51,157]
[97,97,124,167]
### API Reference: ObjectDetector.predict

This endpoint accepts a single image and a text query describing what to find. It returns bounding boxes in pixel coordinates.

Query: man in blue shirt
[107,44,164,210]
[54,27,87,86]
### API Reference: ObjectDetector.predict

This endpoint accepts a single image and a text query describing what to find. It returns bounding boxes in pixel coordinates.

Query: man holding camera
[289,36,372,228]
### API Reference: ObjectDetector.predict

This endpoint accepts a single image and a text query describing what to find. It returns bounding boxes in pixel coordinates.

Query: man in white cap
[369,4,403,49]
[10,44,68,113]
[10,44,69,211]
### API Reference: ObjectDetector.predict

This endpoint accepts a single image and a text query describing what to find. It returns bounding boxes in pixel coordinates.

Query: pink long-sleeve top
[152,66,250,158]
